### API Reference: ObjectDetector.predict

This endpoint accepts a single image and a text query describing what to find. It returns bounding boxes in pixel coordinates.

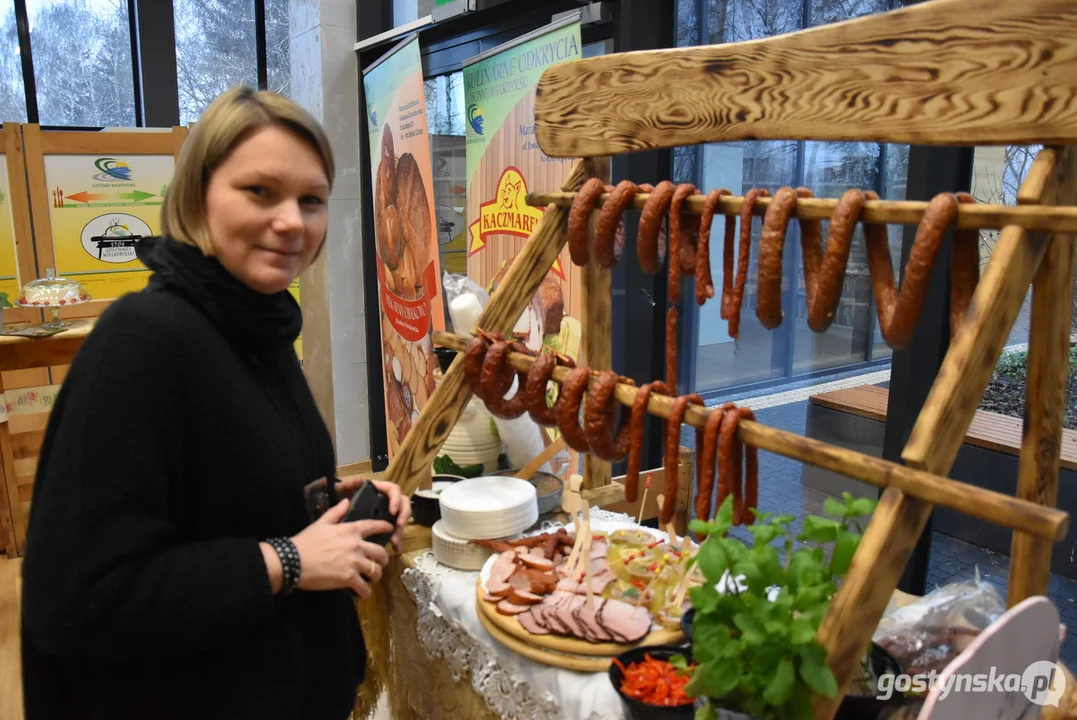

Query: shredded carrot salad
[612,654,695,706]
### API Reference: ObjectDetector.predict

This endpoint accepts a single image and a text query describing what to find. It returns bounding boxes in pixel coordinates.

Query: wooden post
[812,148,1071,720]
[381,159,595,497]
[582,157,612,490]
[1009,146,1077,605]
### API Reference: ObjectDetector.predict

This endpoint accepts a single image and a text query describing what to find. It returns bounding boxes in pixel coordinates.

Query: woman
[19,86,411,720]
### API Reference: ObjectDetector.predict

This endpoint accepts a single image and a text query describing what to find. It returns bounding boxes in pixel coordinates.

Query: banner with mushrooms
[364,36,446,460]
[462,18,586,477]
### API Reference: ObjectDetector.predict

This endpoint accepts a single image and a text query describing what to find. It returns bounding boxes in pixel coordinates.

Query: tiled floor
[686,376,1077,667]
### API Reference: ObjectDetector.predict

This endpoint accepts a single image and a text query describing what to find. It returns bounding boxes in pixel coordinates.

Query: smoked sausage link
[625,381,671,503]
[554,366,594,452]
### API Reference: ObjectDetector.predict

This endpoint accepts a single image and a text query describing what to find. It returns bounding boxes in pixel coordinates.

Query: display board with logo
[363,34,447,461]
[21,126,189,316]
[463,17,585,475]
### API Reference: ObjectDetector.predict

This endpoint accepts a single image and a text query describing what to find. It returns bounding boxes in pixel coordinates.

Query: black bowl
[834,643,905,720]
[680,609,694,646]
[609,645,697,720]
[411,474,464,527]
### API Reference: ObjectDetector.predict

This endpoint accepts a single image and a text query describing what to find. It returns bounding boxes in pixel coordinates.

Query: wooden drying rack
[381,0,1077,716]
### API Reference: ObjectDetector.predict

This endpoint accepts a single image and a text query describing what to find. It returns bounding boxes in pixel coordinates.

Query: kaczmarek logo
[877,661,1066,707]
[92,157,132,182]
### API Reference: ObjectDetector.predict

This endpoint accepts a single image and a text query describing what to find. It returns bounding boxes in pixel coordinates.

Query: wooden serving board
[477,609,614,673]
[474,582,684,662]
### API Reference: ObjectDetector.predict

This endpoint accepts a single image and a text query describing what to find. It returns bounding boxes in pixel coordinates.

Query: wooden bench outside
[809,384,1077,472]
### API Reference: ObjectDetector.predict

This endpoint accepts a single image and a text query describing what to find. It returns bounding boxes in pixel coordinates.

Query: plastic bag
[442,272,489,334]
[871,568,1006,674]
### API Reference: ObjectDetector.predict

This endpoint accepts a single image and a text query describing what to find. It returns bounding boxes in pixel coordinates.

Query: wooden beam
[380,159,596,497]
[432,330,1069,541]
[525,191,1077,234]
[903,148,1060,473]
[534,0,1077,157]
[582,157,612,490]
[1009,147,1077,606]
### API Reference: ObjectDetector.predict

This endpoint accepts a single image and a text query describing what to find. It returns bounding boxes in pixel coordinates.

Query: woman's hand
[287,499,395,597]
[335,476,412,551]
[371,479,411,551]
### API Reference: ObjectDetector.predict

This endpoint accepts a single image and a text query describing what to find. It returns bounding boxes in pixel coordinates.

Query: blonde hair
[162,86,335,255]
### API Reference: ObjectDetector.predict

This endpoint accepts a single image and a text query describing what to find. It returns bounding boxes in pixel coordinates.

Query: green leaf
[848,497,878,518]
[732,558,762,593]
[751,543,783,587]
[689,519,714,536]
[669,654,691,674]
[733,613,765,644]
[789,617,816,645]
[722,537,750,565]
[715,494,735,527]
[800,516,841,543]
[691,619,731,664]
[762,657,795,706]
[694,702,717,720]
[788,683,816,720]
[748,523,782,547]
[702,657,742,698]
[830,530,861,578]
[697,537,730,583]
[799,644,838,698]
[689,583,720,614]
[787,548,821,592]
[823,497,846,517]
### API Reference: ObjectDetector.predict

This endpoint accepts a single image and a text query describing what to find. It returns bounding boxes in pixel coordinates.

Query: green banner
[463,19,582,184]
[462,18,583,479]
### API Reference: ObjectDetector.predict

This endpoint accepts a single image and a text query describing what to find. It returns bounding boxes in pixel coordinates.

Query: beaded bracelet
[266,537,301,595]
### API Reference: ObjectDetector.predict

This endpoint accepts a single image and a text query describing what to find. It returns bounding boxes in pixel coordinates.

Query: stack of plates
[437,476,539,540]
[431,520,494,570]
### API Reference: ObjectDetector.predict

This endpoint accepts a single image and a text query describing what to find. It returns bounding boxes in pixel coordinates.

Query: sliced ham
[556,577,579,593]
[513,546,529,556]
[575,598,615,642]
[486,580,512,597]
[496,599,531,616]
[529,546,547,558]
[508,587,544,606]
[490,551,517,584]
[598,598,651,643]
[520,554,554,571]
[482,593,500,603]
[508,571,531,591]
[517,610,549,635]
[558,596,590,639]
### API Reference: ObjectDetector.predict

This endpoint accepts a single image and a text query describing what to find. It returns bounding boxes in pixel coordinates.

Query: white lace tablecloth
[400,509,652,720]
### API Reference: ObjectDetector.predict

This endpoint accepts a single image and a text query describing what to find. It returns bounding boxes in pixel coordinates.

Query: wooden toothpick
[636,471,653,525]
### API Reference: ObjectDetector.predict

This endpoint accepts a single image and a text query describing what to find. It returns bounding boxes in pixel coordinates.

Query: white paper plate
[439,476,537,512]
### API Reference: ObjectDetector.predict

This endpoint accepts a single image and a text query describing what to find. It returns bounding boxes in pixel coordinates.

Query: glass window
[970,144,1040,349]
[265,0,291,97]
[174,0,258,125]
[0,2,27,123]
[425,71,467,282]
[676,0,909,394]
[393,0,435,27]
[26,0,135,126]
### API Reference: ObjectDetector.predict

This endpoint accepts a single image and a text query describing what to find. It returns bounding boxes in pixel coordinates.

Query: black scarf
[135,235,302,354]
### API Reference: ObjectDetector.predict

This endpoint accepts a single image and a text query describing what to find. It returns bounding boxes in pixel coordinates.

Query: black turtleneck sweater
[19,236,365,720]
